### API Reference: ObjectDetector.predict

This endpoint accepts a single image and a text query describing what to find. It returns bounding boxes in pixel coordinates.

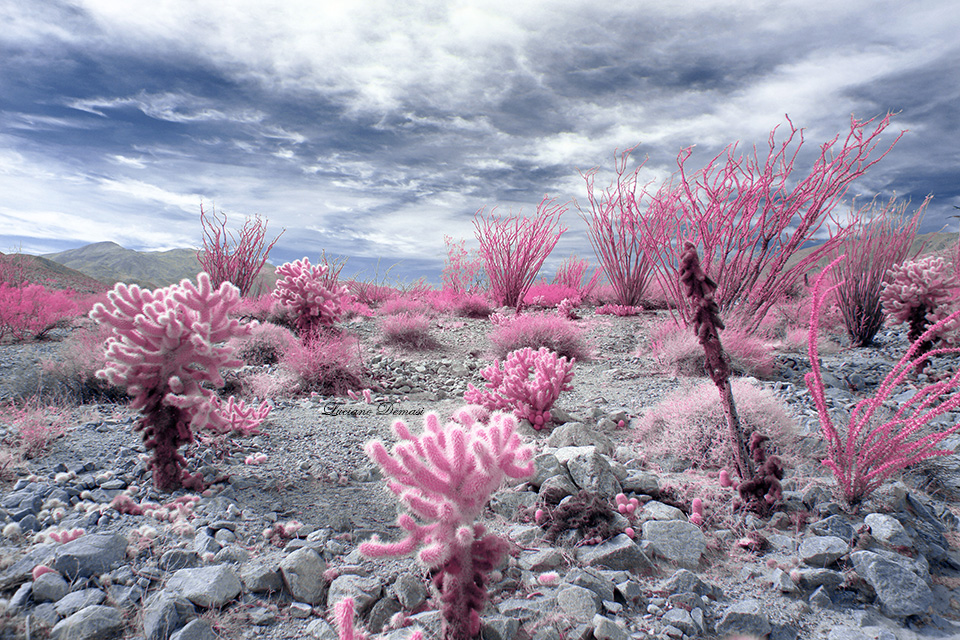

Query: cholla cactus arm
[360,409,533,640]
[273,257,349,337]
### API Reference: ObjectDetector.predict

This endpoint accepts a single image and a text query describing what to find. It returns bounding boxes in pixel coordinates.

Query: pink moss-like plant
[197,203,284,297]
[273,257,350,339]
[596,304,643,317]
[90,273,253,491]
[473,197,567,309]
[464,347,575,429]
[380,312,438,350]
[0,283,79,342]
[806,255,960,505]
[360,408,533,640]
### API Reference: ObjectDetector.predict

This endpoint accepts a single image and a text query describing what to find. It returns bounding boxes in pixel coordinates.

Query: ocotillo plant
[197,203,283,297]
[360,408,533,640]
[678,241,753,484]
[90,273,256,491]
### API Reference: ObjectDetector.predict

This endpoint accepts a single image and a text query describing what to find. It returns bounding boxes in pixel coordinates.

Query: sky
[2,0,959,285]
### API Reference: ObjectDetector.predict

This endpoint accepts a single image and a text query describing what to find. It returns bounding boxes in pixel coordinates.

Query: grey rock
[575,534,653,572]
[557,584,601,621]
[306,618,338,640]
[49,605,124,640]
[170,618,217,640]
[660,608,696,635]
[800,536,850,567]
[0,543,56,591]
[518,547,565,571]
[489,490,537,518]
[279,547,327,605]
[9,582,31,612]
[565,567,616,603]
[592,614,629,640]
[565,449,622,496]
[851,550,933,617]
[809,585,833,608]
[327,574,382,615]
[33,602,59,626]
[108,583,144,608]
[505,524,542,546]
[530,453,564,488]
[538,473,579,500]
[54,533,127,579]
[794,568,845,590]
[828,627,871,640]
[498,596,556,621]
[482,616,521,640]
[166,565,242,608]
[716,599,772,638]
[547,422,614,456]
[864,513,913,547]
[661,569,721,600]
[638,500,685,522]
[213,545,249,564]
[241,561,284,594]
[142,592,197,640]
[55,588,106,617]
[810,514,855,542]
[368,597,403,633]
[620,470,659,496]
[192,529,221,556]
[32,571,70,602]
[394,572,427,610]
[641,520,705,569]
[772,568,798,593]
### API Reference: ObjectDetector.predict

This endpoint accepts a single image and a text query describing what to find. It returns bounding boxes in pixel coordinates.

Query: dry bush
[40,319,127,404]
[380,313,439,350]
[643,318,776,378]
[635,377,801,471]
[489,312,590,361]
[229,322,297,365]
[281,333,365,396]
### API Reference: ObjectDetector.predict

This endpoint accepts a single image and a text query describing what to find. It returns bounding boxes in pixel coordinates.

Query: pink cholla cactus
[90,273,252,491]
[208,396,271,436]
[273,257,350,338]
[360,408,533,640]
[464,347,575,429]
[881,256,959,339]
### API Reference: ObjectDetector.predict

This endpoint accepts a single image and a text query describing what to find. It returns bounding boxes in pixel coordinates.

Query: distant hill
[0,251,108,294]
[40,241,279,293]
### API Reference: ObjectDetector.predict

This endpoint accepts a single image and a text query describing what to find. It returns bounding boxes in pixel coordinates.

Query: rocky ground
[2,306,960,640]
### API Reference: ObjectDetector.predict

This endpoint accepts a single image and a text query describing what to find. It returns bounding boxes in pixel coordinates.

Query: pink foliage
[0,283,79,341]
[380,313,438,350]
[489,311,589,361]
[522,282,582,309]
[881,255,959,337]
[281,332,364,396]
[642,114,903,334]
[464,347,575,429]
[208,396,271,436]
[552,255,602,300]
[806,255,960,505]
[90,273,252,491]
[273,257,350,338]
[473,197,567,309]
[197,203,283,297]
[360,408,533,640]
[441,235,485,295]
[596,304,643,317]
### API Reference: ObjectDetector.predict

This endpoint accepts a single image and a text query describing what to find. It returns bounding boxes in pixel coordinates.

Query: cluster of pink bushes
[0,282,78,342]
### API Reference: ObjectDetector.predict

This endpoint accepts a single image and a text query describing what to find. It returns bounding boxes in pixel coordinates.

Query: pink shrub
[40,320,126,403]
[643,318,775,378]
[0,283,79,342]
[807,255,960,505]
[552,255,602,301]
[233,293,277,322]
[441,235,485,295]
[380,313,438,350]
[229,322,297,365]
[197,204,283,297]
[522,283,582,309]
[474,197,567,309]
[596,304,643,317]
[454,293,493,319]
[489,311,589,361]
[360,408,533,640]
[0,399,69,459]
[465,347,575,429]
[635,378,799,470]
[379,296,433,317]
[281,332,364,396]
[90,273,252,491]
[273,257,350,338]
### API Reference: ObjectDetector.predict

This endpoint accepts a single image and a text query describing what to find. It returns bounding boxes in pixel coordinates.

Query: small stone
[54,533,128,579]
[575,533,653,572]
[306,618,338,640]
[716,599,771,638]
[159,549,200,571]
[800,536,850,567]
[809,585,833,608]
[279,547,327,605]
[481,616,521,640]
[170,618,217,640]
[241,561,284,594]
[32,571,70,602]
[327,574,382,615]
[660,608,696,636]
[394,573,427,610]
[165,565,242,608]
[864,513,913,548]
[591,614,629,640]
[641,520,706,569]
[558,585,601,621]
[49,605,124,640]
[288,602,313,618]
[141,592,196,640]
[55,588,106,617]
[851,550,933,617]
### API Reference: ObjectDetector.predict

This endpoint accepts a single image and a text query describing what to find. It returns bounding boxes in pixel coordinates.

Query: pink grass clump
[360,408,533,640]
[806,255,960,505]
[281,332,364,396]
[465,347,575,429]
[489,311,589,361]
[380,313,439,350]
[1,399,69,459]
[229,322,297,366]
[635,377,799,470]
